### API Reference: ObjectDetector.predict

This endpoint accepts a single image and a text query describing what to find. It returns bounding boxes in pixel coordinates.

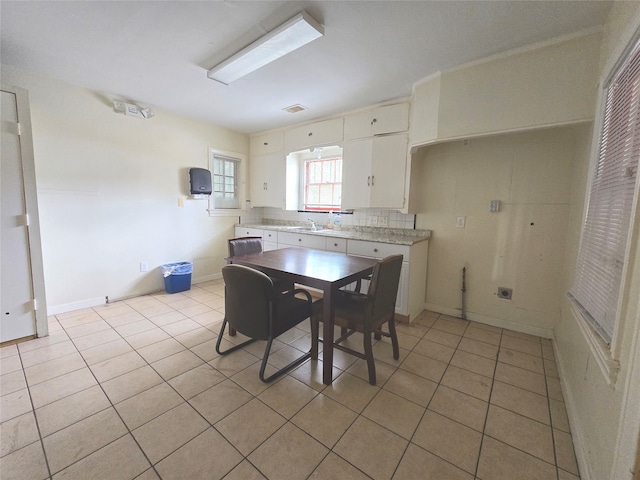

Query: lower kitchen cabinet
[233,227,277,250]
[347,239,428,321]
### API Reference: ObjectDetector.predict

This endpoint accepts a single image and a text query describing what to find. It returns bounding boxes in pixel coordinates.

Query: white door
[1,90,37,341]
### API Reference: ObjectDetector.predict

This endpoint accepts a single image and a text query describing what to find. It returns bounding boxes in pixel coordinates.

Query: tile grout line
[15,345,54,480]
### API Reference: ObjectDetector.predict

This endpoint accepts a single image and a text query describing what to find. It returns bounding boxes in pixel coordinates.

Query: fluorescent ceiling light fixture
[207,11,323,85]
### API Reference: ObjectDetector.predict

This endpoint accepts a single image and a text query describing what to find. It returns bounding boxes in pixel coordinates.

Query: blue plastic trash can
[161,262,193,294]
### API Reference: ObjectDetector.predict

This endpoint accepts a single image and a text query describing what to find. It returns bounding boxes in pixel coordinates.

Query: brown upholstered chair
[312,254,403,385]
[215,264,318,382]
[227,236,294,293]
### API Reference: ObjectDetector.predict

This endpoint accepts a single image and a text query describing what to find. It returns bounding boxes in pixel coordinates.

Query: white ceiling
[1,1,613,134]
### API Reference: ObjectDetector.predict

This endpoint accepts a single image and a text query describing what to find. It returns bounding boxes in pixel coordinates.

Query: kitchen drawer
[277,231,327,250]
[262,230,278,244]
[347,239,410,261]
[234,227,263,237]
[325,237,347,253]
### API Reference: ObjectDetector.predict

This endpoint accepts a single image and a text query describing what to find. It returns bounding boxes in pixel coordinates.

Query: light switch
[178,196,185,207]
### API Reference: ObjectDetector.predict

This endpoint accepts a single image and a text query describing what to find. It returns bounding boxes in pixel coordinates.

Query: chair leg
[259,336,312,383]
[388,319,399,360]
[215,318,256,355]
[310,316,319,360]
[363,328,377,385]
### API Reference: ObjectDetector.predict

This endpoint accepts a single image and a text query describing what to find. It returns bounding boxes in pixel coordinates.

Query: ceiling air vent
[283,104,307,114]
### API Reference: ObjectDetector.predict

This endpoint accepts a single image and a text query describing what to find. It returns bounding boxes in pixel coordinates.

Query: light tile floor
[0,279,580,480]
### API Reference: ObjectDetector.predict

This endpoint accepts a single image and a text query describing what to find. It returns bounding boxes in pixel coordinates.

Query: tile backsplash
[240,207,416,230]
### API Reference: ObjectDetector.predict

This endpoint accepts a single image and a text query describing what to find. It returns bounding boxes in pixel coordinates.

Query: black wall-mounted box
[189,168,212,195]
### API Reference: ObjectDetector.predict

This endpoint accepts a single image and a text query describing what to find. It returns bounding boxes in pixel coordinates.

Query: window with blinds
[570,37,640,344]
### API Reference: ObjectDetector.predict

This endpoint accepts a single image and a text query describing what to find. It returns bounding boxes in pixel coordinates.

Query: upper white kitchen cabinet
[284,118,344,152]
[344,103,410,141]
[249,153,286,208]
[410,33,600,148]
[250,130,284,157]
[342,133,408,210]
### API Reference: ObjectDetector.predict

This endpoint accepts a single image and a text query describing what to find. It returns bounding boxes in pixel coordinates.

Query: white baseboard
[47,296,107,315]
[423,303,554,338]
[193,272,222,283]
[46,273,223,316]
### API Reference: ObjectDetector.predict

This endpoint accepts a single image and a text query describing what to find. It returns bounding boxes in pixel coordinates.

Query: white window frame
[303,156,343,211]
[207,148,247,217]
[568,34,640,385]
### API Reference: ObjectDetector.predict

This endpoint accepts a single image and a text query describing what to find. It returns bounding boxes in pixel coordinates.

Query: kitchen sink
[287,226,327,232]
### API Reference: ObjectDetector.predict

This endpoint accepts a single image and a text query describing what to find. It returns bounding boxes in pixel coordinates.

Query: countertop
[236,222,431,246]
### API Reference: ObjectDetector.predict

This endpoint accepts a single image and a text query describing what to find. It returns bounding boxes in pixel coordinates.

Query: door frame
[1,84,48,338]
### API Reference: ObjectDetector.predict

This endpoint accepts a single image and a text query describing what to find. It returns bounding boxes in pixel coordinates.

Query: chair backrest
[228,236,263,257]
[222,264,275,340]
[366,255,403,321]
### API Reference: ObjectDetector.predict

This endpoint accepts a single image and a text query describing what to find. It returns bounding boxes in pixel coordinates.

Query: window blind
[571,38,640,344]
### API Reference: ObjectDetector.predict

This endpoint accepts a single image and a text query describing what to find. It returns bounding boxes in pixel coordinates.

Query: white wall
[414,125,587,337]
[1,66,248,313]
[553,3,640,479]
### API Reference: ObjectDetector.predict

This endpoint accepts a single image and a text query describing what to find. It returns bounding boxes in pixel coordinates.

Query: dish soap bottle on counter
[327,212,334,229]
[332,213,341,230]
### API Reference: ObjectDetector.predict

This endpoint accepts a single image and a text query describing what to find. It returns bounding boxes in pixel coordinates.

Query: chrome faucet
[307,218,318,231]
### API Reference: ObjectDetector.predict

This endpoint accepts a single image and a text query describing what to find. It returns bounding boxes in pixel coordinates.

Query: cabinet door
[344,110,374,141]
[369,134,408,209]
[344,103,410,141]
[249,154,285,208]
[285,118,344,152]
[250,130,284,156]
[371,103,410,136]
[341,139,373,210]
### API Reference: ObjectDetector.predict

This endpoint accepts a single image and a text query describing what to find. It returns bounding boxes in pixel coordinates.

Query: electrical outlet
[368,215,378,226]
[140,262,149,272]
[379,216,388,227]
[456,216,466,228]
[178,196,185,207]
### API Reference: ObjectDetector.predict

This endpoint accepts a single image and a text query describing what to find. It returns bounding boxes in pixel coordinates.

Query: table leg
[322,286,334,385]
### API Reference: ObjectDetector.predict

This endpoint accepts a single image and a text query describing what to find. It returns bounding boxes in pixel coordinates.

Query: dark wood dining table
[227,247,378,384]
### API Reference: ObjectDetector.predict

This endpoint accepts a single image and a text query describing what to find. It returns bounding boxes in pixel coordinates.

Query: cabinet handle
[371,175,375,186]
[367,176,371,186]
[308,132,313,137]
[298,238,302,242]
[263,142,268,146]
[264,182,267,190]
[334,243,338,247]
[371,118,377,124]
[374,248,379,253]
